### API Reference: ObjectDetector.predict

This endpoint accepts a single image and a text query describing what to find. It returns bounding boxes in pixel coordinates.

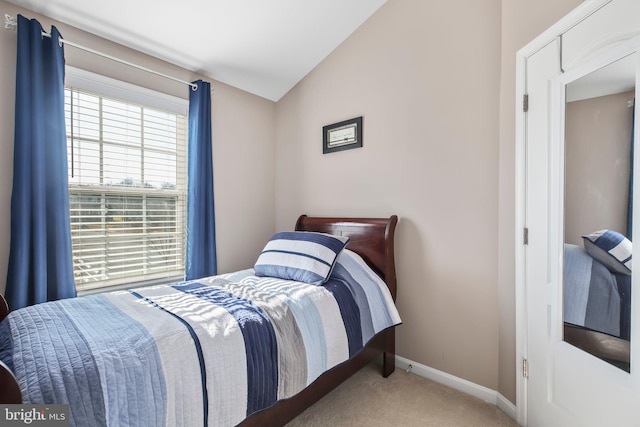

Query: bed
[0,215,401,426]
[563,234,631,371]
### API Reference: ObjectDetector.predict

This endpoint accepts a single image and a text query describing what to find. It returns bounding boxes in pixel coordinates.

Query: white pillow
[254,231,349,285]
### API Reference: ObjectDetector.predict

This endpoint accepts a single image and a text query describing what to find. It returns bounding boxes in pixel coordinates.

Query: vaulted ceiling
[6,0,387,101]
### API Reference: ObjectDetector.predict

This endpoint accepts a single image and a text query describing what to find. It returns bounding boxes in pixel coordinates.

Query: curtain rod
[4,13,198,91]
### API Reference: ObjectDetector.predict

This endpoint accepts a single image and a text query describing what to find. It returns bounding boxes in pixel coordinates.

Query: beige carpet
[286,361,519,427]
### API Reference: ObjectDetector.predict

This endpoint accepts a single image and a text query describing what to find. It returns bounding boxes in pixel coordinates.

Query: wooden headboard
[295,215,398,300]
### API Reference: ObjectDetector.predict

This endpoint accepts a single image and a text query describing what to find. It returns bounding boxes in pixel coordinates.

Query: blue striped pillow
[582,229,632,275]
[254,231,350,285]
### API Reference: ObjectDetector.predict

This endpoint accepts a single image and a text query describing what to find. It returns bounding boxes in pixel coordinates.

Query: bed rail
[0,295,21,403]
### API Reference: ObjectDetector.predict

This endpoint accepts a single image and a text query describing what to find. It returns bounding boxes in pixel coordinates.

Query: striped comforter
[564,243,630,339]
[0,249,401,427]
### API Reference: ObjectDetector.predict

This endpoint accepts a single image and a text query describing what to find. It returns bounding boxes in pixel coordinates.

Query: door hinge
[523,359,529,378]
[523,227,529,245]
[523,94,529,112]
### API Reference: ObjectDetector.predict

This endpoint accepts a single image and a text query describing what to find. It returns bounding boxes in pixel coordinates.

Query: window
[65,68,188,292]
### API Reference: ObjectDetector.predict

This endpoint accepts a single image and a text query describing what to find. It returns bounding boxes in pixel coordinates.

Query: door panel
[524,25,640,427]
[525,39,574,427]
[562,0,640,70]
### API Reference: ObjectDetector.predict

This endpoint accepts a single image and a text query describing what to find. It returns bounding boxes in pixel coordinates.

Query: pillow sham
[582,229,632,276]
[254,231,349,285]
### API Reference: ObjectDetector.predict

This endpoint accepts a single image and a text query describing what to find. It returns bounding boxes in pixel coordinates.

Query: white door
[521,3,640,425]
[523,38,574,427]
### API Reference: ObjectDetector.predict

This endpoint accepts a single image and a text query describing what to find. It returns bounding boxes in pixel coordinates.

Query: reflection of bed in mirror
[563,237,631,372]
[563,63,635,372]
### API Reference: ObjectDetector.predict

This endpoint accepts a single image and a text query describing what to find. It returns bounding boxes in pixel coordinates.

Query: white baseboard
[395,355,517,421]
[496,392,517,421]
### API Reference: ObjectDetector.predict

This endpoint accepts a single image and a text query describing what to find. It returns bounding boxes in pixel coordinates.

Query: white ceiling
[6,0,387,101]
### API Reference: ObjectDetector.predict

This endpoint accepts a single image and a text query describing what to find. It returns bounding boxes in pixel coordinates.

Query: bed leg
[0,361,21,404]
[382,328,395,378]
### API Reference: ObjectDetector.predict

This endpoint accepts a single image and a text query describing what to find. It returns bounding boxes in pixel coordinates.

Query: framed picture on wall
[323,116,362,154]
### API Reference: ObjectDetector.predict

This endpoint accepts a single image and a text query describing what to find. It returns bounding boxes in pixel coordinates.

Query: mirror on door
[563,54,635,372]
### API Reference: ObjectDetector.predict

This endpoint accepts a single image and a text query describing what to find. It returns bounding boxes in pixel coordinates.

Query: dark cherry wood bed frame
[0,215,399,426]
[241,214,399,426]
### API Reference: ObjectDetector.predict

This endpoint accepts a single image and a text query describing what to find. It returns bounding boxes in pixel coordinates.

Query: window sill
[77,274,185,297]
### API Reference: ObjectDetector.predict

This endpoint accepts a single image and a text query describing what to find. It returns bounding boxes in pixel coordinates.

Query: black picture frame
[323,116,363,154]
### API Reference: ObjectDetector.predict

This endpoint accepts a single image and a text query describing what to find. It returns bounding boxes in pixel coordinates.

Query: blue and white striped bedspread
[563,243,630,339]
[0,249,401,427]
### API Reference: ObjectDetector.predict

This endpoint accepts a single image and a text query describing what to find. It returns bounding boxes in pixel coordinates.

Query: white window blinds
[65,82,188,292]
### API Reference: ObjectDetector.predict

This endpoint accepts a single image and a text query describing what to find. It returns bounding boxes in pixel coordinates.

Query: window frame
[65,67,189,295]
